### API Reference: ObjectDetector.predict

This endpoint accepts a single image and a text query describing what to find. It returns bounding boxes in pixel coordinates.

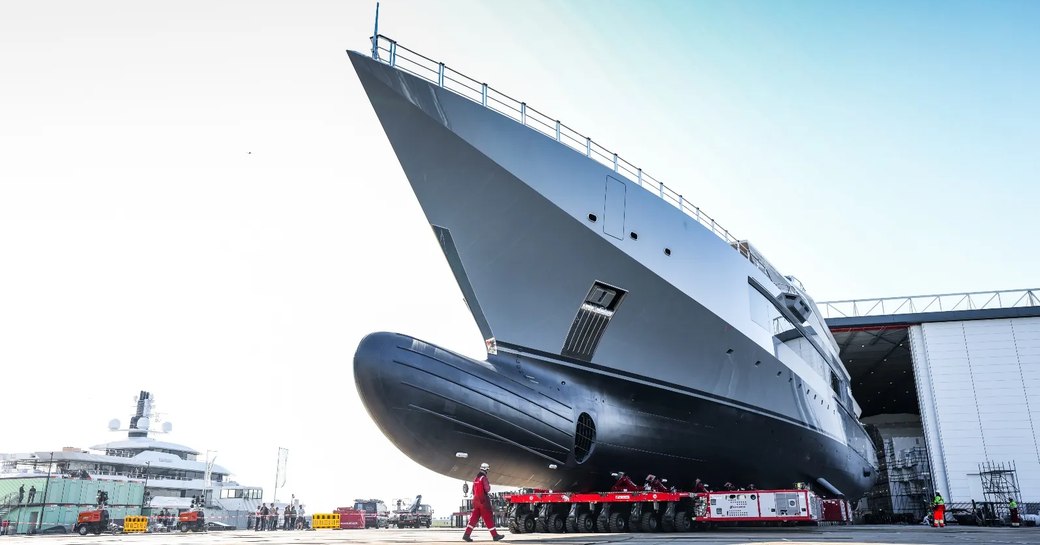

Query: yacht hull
[356,332,873,495]
[349,50,876,498]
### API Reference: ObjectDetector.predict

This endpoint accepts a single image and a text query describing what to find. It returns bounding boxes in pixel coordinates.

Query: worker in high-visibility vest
[931,492,945,528]
[1009,498,1020,527]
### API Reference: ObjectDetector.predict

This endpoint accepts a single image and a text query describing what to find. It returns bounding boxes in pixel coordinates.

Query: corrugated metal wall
[911,316,1040,501]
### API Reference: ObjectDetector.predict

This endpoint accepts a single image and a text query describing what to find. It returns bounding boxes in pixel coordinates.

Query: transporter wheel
[536,515,548,533]
[674,510,693,532]
[607,512,628,533]
[179,522,188,532]
[629,510,642,533]
[565,515,578,533]
[76,525,88,536]
[576,512,596,533]
[661,512,676,532]
[547,514,566,533]
[640,511,659,532]
[520,513,536,533]
[508,515,520,534]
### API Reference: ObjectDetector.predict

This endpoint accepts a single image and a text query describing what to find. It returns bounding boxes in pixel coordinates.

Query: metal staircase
[0,491,20,522]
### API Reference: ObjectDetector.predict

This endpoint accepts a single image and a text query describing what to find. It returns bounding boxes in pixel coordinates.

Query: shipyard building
[823,288,1040,521]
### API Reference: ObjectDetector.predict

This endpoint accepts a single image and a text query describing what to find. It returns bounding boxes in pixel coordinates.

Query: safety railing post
[637,168,642,187]
[555,121,561,141]
[586,137,591,158]
[389,41,397,67]
[659,181,664,198]
[371,2,380,60]
[438,63,445,87]
[481,83,488,107]
[520,102,526,125]
[613,153,618,173]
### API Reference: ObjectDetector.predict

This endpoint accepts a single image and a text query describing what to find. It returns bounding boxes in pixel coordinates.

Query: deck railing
[818,288,1040,319]
[367,36,781,272]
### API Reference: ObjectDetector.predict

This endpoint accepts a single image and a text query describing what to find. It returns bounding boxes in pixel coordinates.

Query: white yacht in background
[1,391,262,529]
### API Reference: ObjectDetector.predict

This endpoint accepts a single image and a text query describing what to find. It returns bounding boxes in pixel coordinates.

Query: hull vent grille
[574,412,596,464]
[562,281,626,361]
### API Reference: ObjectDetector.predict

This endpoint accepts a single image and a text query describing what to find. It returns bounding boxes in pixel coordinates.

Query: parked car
[205,521,235,532]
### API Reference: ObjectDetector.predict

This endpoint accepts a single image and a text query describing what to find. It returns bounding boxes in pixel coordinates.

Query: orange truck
[177,510,206,532]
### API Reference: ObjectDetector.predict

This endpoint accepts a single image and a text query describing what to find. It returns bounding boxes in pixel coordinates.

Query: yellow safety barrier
[123,516,149,533]
[312,513,340,530]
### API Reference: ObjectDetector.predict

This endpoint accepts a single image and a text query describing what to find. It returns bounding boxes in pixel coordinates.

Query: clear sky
[1,0,1037,519]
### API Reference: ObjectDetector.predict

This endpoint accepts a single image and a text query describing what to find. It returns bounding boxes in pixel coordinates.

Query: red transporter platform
[506,488,843,534]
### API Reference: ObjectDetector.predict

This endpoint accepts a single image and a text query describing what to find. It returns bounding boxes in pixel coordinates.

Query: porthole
[630,232,638,240]
[664,248,671,256]
[754,360,761,367]
[726,348,734,354]
[588,213,597,222]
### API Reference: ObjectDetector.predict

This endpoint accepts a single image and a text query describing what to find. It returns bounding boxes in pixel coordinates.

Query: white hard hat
[479,462,490,472]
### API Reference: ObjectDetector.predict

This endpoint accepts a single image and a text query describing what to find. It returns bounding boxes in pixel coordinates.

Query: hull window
[574,412,596,464]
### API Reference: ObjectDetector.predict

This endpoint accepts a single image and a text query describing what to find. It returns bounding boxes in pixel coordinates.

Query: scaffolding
[979,460,1021,523]
[861,427,933,523]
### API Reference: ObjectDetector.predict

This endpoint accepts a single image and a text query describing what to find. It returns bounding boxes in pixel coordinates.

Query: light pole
[141,461,151,515]
[36,452,53,532]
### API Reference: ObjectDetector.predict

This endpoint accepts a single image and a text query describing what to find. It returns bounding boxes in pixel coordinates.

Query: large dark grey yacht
[350,34,878,499]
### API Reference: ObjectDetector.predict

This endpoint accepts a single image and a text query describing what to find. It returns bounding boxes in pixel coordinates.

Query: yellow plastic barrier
[312,513,340,529]
[123,516,149,533]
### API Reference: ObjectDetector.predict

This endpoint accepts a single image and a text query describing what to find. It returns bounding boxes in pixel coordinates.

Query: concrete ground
[2,526,1039,545]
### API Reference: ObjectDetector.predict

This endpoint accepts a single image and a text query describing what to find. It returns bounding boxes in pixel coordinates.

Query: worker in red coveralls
[463,463,504,542]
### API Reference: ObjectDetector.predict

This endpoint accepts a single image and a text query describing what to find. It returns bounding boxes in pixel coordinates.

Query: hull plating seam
[398,377,572,451]
[399,345,573,419]
[404,404,569,465]
[603,441,707,463]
